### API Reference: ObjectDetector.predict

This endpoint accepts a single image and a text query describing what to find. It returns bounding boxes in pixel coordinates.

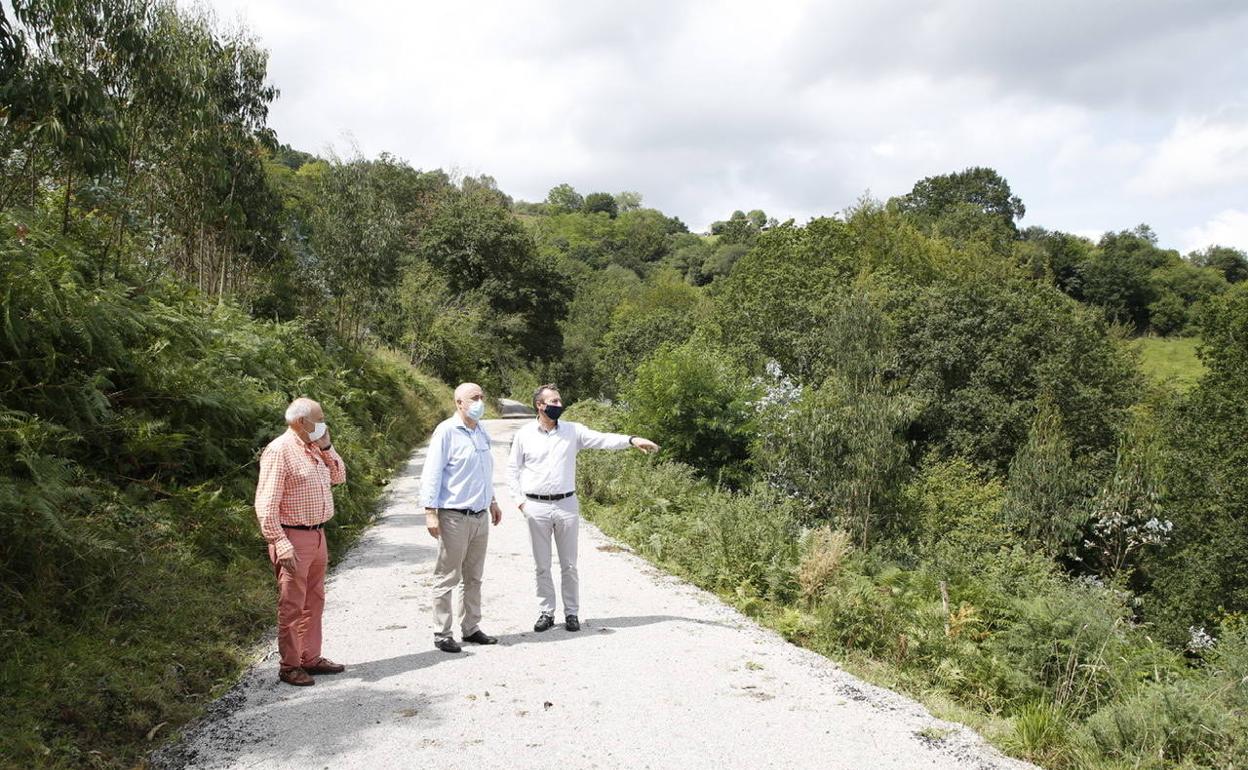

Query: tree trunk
[61,170,73,234]
[218,246,228,301]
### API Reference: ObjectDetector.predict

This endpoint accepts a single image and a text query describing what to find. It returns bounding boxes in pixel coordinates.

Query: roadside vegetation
[3,2,1247,767]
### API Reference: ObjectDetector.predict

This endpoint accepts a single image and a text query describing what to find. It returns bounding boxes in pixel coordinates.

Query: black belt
[525,491,575,501]
[440,507,486,516]
[282,523,326,531]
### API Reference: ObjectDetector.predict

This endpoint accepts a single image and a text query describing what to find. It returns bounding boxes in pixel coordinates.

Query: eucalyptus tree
[0,0,282,296]
[308,156,404,340]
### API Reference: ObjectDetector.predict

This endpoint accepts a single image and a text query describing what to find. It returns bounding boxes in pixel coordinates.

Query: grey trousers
[432,509,489,639]
[523,496,581,616]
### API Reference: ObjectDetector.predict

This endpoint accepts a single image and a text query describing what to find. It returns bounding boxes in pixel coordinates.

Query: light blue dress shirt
[419,414,495,511]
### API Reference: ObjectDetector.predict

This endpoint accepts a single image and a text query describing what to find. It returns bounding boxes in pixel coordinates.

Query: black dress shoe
[534,613,555,632]
[463,629,498,645]
[565,615,580,632]
[434,637,462,653]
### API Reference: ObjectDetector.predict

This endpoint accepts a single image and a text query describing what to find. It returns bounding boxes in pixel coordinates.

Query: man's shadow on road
[343,614,735,682]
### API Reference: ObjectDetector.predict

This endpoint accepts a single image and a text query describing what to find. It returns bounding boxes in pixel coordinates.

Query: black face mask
[541,403,565,421]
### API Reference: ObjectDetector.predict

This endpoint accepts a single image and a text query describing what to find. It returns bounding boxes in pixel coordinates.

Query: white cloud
[1182,209,1248,253]
[197,0,1248,246]
[1071,228,1106,243]
[1130,116,1248,197]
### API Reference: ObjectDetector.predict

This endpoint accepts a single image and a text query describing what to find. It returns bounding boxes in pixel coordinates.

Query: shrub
[900,454,1009,566]
[798,527,853,604]
[576,435,799,603]
[1001,401,1085,558]
[753,372,914,546]
[621,338,758,486]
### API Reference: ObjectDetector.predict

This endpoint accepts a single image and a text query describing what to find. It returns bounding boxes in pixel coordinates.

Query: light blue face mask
[466,400,486,420]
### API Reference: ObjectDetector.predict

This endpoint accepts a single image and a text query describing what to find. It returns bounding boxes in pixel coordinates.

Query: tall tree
[545,182,583,213]
[894,166,1025,235]
[1190,245,1248,284]
[582,191,618,218]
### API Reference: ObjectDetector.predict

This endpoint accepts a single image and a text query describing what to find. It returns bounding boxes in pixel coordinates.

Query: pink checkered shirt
[254,429,347,558]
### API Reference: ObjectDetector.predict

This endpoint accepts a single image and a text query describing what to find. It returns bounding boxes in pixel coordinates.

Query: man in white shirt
[420,382,503,653]
[507,384,658,632]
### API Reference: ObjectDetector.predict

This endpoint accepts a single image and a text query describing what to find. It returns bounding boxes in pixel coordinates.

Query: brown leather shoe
[303,657,346,674]
[279,667,315,686]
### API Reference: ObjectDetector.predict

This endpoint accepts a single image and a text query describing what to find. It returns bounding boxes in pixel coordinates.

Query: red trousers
[269,528,328,671]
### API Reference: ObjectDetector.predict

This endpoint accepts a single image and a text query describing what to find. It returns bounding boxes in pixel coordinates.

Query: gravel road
[155,417,1034,770]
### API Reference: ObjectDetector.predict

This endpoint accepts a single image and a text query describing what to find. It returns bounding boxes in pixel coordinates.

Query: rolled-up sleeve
[255,446,294,559]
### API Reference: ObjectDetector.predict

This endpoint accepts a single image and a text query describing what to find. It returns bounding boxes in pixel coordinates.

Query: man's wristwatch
[628,435,638,447]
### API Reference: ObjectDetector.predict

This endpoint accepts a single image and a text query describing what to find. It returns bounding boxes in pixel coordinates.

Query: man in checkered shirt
[254,397,348,686]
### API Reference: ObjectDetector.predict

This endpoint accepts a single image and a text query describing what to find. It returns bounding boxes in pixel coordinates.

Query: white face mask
[307,421,327,441]
[466,400,486,420]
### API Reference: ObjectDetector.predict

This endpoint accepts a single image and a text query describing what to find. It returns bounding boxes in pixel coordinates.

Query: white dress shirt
[507,419,632,499]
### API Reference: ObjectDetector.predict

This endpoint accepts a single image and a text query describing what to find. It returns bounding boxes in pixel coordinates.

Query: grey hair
[285,399,315,423]
[532,383,558,409]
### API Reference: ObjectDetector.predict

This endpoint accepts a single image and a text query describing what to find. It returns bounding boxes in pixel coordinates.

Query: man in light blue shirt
[420,382,502,653]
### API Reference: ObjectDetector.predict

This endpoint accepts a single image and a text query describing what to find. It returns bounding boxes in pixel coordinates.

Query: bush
[1001,401,1085,558]
[798,527,852,604]
[1074,622,1248,770]
[620,339,758,486]
[597,268,707,398]
[575,423,799,603]
[900,454,1009,565]
[753,372,914,546]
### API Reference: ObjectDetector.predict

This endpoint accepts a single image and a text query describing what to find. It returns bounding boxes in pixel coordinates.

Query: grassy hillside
[1133,337,1205,391]
[0,220,450,768]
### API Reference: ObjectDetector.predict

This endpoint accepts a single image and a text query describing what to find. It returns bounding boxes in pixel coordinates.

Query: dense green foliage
[1146,285,1248,643]
[547,178,1247,767]
[0,217,448,766]
[4,2,1247,768]
[0,4,452,767]
[620,340,758,486]
[575,415,1248,769]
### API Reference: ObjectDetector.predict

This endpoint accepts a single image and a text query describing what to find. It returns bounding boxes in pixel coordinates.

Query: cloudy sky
[202,0,1248,252]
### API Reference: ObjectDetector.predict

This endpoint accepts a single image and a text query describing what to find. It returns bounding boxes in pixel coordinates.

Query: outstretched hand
[631,437,660,454]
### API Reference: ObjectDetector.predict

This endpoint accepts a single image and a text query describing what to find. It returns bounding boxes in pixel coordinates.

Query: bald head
[454,383,482,403]
[455,382,485,425]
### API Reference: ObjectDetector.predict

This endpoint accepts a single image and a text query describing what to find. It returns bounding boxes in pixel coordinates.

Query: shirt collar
[284,428,318,453]
[453,412,482,433]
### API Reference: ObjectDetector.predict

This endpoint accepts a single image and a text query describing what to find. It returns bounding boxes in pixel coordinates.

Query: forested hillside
[3,2,1248,769]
